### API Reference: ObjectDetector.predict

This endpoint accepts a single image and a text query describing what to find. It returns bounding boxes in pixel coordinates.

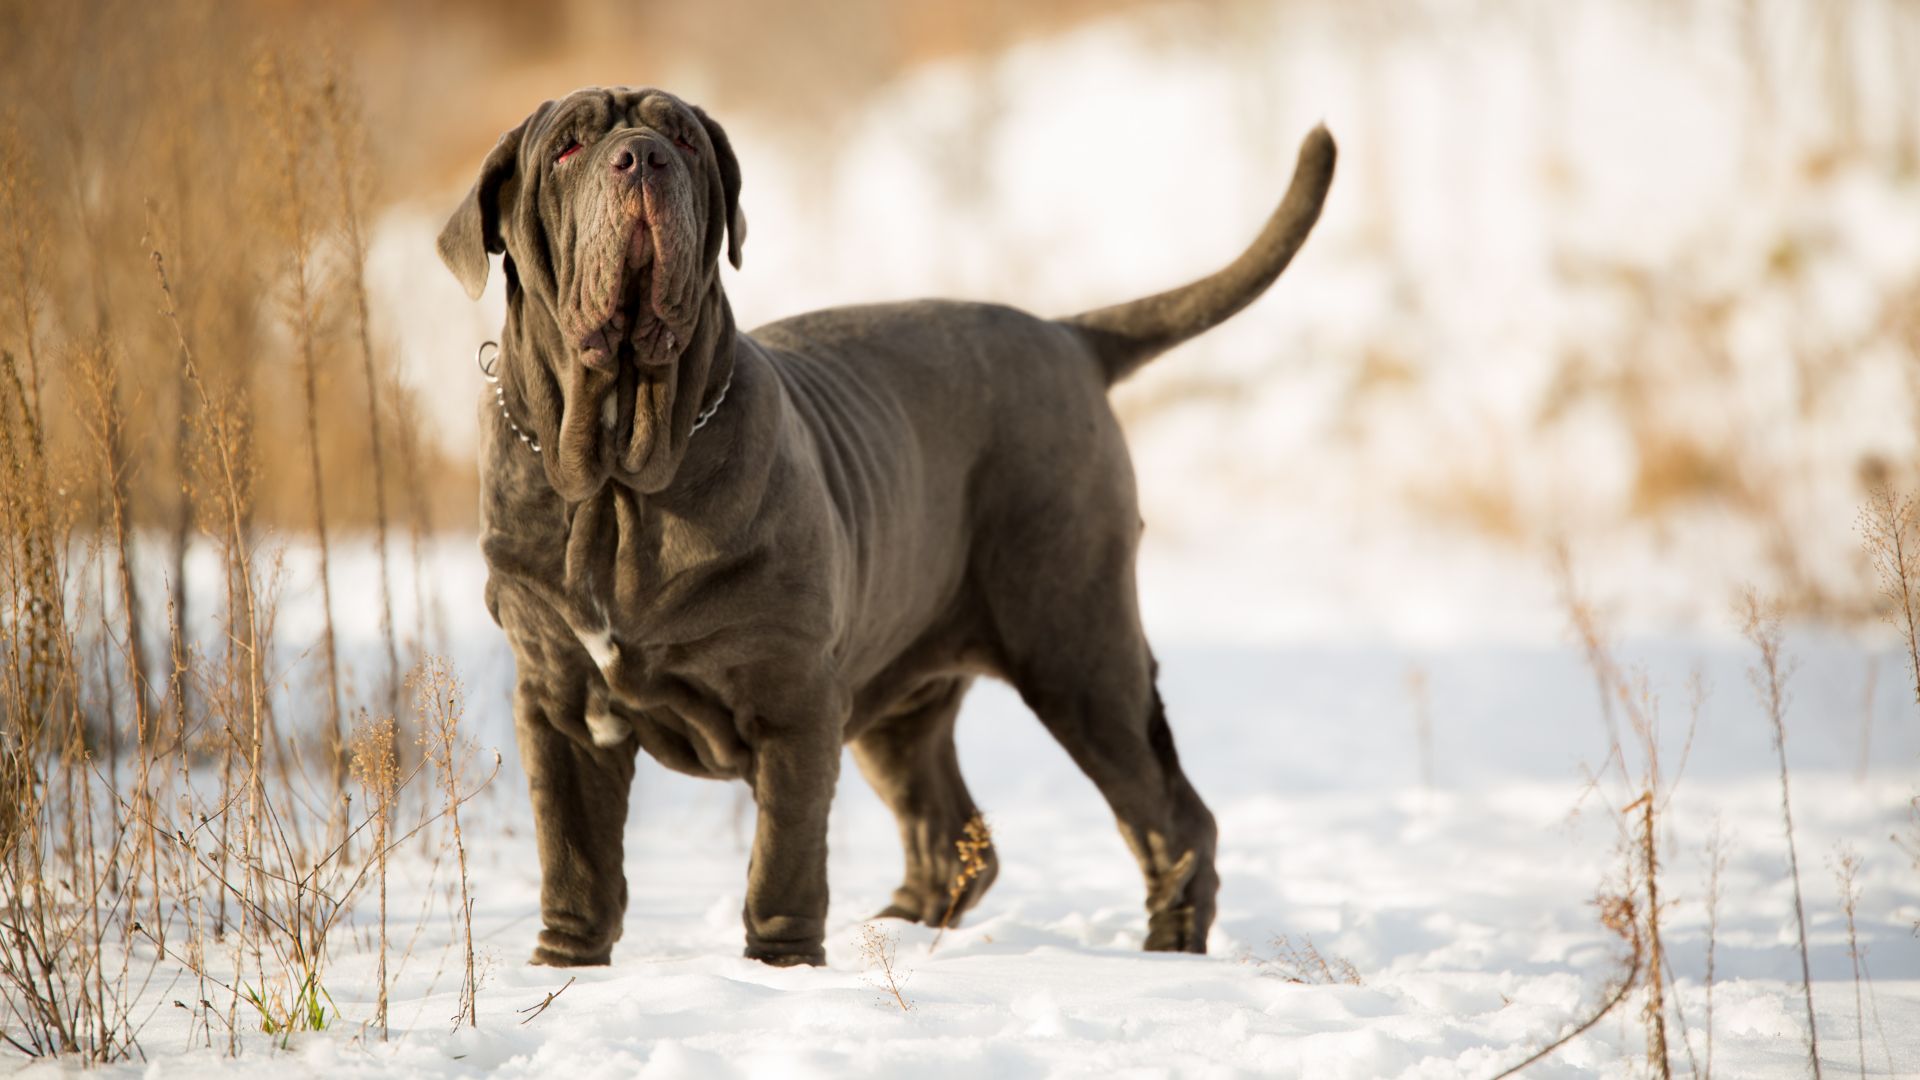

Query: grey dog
[438,86,1334,967]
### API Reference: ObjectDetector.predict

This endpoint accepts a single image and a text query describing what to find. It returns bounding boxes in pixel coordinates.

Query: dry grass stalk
[1405,664,1434,790]
[1552,542,1626,779]
[1858,486,1920,709]
[0,351,62,756]
[416,657,481,1029]
[1702,818,1726,1080]
[857,924,913,1012]
[1490,892,1644,1080]
[0,366,89,1057]
[1254,933,1363,986]
[1738,589,1820,1079]
[1857,654,1877,782]
[0,118,46,422]
[1624,790,1671,1078]
[1900,798,1920,936]
[0,131,67,764]
[1832,845,1865,1078]
[161,177,196,737]
[350,715,399,1040]
[929,813,993,953]
[517,976,576,1026]
[319,65,402,722]
[1535,553,1703,1078]
[148,231,258,765]
[151,219,278,1051]
[0,344,156,1063]
[256,50,346,806]
[73,336,154,749]
[389,382,441,654]
[1831,845,1895,1077]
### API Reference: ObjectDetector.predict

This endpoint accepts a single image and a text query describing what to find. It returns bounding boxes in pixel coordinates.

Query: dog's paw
[1143,907,1207,954]
[744,942,826,968]
[530,944,612,967]
[531,928,614,967]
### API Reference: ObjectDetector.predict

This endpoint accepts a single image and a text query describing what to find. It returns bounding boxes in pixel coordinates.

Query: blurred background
[4,0,1918,656]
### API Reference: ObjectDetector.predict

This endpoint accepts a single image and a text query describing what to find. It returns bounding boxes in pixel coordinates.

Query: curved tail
[1062,125,1336,385]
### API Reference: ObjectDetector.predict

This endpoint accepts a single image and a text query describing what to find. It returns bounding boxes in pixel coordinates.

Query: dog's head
[439,87,746,499]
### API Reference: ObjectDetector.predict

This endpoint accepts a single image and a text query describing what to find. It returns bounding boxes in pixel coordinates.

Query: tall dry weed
[320,66,403,721]
[1512,552,1704,1078]
[1490,892,1644,1080]
[415,657,485,1029]
[857,924,913,1013]
[255,50,346,807]
[1739,589,1820,1079]
[1702,818,1727,1080]
[1858,487,1920,707]
[929,813,993,953]
[0,7,494,1064]
[350,715,400,1041]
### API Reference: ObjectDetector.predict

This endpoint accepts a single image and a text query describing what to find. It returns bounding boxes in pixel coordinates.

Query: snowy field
[14,537,1913,1079]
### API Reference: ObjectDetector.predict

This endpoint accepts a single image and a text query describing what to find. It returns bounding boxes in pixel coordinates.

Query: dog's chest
[484,472,796,757]
[486,475,715,629]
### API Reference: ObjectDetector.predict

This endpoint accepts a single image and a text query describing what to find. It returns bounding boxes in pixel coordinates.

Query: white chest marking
[578,627,619,673]
[585,708,627,747]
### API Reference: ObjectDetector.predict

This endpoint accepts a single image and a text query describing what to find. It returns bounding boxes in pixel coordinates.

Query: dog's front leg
[516,681,635,966]
[740,709,842,967]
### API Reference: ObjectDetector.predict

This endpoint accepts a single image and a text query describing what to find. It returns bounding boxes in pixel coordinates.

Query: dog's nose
[610,137,671,177]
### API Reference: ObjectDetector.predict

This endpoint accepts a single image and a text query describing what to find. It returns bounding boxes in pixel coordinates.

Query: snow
[24,534,1920,1078]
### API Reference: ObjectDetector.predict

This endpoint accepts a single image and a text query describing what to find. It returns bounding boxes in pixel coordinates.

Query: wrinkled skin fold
[439,85,1335,967]
[440,88,739,500]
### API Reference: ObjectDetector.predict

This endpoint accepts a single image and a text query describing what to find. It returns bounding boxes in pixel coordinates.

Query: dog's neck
[494,283,742,503]
[481,290,767,635]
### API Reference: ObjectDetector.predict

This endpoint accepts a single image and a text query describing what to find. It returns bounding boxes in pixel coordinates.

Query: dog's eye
[673,135,697,156]
[554,141,583,165]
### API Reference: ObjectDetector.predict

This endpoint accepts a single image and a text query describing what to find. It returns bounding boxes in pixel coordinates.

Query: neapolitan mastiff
[438,87,1334,967]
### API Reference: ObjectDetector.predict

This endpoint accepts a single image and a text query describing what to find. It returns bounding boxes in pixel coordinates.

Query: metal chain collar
[477,340,732,457]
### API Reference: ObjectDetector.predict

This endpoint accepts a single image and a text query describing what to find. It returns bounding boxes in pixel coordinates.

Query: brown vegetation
[858,924,914,1013]
[1251,933,1363,987]
[1739,590,1821,1079]
[1500,553,1708,1079]
[0,177,499,1060]
[1702,818,1726,1079]
[415,657,489,1031]
[1,3,472,539]
[929,813,993,954]
[1859,487,1920,706]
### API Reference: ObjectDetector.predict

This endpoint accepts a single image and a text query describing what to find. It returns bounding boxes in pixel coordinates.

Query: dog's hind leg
[852,677,999,926]
[987,537,1219,953]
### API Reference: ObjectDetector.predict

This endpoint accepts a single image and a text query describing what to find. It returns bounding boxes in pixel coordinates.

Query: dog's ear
[692,105,746,270]
[438,117,532,300]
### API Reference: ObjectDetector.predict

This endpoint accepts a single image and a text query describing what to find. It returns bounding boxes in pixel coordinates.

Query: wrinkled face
[530,89,717,370]
[440,87,744,499]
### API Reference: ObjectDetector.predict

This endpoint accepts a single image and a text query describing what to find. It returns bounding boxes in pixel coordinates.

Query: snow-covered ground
[21,535,1912,1079]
